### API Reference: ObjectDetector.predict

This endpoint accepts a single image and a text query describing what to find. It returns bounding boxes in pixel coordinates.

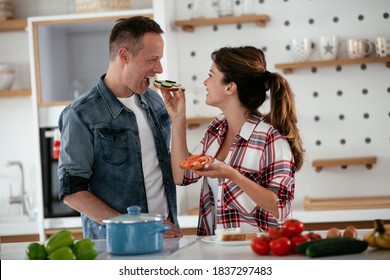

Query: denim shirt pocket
[97,128,128,166]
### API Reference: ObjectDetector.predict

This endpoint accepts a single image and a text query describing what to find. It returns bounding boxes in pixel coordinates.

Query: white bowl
[0,63,16,90]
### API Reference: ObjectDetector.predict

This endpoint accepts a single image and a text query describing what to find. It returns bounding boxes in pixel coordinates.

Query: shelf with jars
[275,56,390,74]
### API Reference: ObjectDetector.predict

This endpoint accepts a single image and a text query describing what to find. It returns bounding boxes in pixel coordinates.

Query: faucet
[7,161,31,217]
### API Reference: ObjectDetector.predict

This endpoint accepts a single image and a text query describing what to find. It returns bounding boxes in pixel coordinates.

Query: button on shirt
[183,113,296,236]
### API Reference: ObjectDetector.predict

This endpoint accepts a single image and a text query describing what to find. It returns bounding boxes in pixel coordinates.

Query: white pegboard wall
[172,0,390,212]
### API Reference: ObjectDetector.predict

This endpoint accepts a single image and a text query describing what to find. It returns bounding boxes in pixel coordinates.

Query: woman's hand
[163,219,183,239]
[161,88,186,121]
[192,162,238,181]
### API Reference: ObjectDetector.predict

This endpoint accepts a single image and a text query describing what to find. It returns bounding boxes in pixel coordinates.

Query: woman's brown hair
[211,46,305,170]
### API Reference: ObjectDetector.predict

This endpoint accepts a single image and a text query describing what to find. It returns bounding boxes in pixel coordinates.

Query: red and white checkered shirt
[182,113,296,236]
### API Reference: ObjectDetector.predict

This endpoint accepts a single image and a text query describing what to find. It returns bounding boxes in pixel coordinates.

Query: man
[58,16,182,239]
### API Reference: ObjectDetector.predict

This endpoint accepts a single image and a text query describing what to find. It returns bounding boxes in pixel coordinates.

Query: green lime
[26,242,48,260]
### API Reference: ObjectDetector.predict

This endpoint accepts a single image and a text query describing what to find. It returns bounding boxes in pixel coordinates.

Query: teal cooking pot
[100,206,170,255]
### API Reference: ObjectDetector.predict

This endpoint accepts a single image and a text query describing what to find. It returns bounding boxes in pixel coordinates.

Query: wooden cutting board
[304,195,390,211]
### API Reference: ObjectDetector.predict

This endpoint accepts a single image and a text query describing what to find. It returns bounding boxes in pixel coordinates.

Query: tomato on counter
[290,235,311,253]
[267,227,285,239]
[251,236,270,255]
[304,232,322,240]
[282,219,304,237]
[270,237,291,256]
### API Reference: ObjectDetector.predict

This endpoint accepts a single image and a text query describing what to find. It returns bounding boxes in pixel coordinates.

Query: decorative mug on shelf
[290,38,314,62]
[319,36,339,60]
[347,38,375,59]
[375,37,390,57]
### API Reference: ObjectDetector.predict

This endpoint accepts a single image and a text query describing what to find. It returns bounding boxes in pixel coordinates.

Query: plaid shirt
[182,113,296,236]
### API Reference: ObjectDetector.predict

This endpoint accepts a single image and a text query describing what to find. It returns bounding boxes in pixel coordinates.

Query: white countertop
[2,231,390,260]
[1,208,389,236]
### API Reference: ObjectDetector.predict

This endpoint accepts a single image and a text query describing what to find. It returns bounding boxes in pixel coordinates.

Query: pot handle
[148,225,170,235]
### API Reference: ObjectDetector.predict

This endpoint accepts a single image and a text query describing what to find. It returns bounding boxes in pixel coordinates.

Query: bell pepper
[44,229,75,255]
[48,246,76,260]
[72,238,97,260]
[26,242,47,260]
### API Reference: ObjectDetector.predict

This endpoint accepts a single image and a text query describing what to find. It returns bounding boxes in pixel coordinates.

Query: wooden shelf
[0,89,31,98]
[275,56,390,74]
[186,117,214,129]
[0,19,28,32]
[312,156,377,173]
[304,195,390,211]
[174,14,270,32]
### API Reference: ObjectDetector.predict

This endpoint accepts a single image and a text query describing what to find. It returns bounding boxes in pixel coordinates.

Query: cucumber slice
[161,81,173,88]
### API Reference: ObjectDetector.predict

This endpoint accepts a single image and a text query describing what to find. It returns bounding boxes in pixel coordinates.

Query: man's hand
[163,219,183,239]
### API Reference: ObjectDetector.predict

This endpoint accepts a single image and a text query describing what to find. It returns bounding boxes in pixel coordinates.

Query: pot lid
[102,206,163,224]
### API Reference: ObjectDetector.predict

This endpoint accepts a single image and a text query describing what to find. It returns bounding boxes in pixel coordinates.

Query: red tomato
[282,219,304,237]
[267,227,285,239]
[251,237,270,255]
[269,237,291,256]
[304,232,322,240]
[290,235,311,253]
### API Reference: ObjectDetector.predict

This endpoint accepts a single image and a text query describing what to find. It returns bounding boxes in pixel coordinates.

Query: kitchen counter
[2,208,389,237]
[1,230,389,260]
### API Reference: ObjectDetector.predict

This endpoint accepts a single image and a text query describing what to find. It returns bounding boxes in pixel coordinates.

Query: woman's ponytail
[266,73,305,171]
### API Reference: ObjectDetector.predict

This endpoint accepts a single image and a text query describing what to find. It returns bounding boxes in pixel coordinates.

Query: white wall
[172,0,390,212]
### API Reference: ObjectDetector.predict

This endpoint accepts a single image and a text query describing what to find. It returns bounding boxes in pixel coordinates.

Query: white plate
[201,236,251,246]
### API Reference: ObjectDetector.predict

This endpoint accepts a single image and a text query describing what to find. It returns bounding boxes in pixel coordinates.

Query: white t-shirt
[207,159,259,233]
[206,159,222,217]
[118,95,168,218]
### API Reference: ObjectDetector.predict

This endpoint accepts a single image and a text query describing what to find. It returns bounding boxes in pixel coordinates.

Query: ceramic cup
[212,0,234,17]
[319,36,339,60]
[347,39,374,59]
[291,38,314,62]
[375,37,390,57]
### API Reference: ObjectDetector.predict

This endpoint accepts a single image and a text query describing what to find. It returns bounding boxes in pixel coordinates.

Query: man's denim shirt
[58,75,179,239]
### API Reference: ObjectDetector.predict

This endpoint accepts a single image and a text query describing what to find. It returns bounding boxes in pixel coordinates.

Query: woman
[162,46,304,236]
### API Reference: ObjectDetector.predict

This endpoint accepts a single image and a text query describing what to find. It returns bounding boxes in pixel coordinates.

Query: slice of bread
[221,232,258,242]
